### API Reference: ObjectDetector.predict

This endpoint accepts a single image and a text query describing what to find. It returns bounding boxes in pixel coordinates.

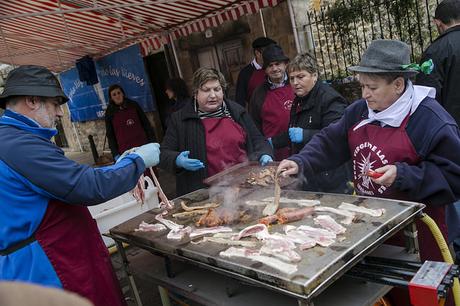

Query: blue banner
[97,44,155,113]
[59,44,156,122]
[59,68,103,122]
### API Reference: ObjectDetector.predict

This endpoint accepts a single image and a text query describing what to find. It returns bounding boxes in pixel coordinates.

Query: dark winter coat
[289,97,460,206]
[235,63,256,107]
[416,25,460,125]
[160,99,273,196]
[272,81,352,193]
[104,98,156,158]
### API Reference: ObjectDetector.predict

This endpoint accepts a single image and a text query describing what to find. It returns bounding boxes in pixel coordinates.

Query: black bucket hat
[0,65,69,109]
[262,44,289,69]
[348,39,418,76]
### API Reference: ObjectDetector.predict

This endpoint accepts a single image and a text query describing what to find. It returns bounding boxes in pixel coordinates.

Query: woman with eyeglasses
[160,67,274,196]
[105,84,157,161]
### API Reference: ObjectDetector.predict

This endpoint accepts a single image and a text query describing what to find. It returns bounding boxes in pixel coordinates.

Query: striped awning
[0,0,283,72]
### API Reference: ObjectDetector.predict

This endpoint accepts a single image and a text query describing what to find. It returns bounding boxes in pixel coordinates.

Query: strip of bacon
[167,226,192,240]
[189,226,233,239]
[134,221,167,232]
[149,167,173,209]
[314,215,346,235]
[219,247,298,275]
[234,224,269,240]
[338,202,385,217]
[155,212,183,231]
[180,200,220,211]
[314,206,355,225]
[197,237,257,248]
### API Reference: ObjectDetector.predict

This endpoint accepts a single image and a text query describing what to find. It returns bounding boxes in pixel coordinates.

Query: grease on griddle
[329,246,347,252]
[371,221,383,227]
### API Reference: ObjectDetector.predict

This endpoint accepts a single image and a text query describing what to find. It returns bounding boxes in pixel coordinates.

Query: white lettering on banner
[67,80,84,100]
[96,110,105,118]
[98,65,146,87]
[99,65,121,78]
[121,68,145,87]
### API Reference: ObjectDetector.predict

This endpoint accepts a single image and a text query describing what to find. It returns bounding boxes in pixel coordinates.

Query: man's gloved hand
[175,151,205,171]
[259,154,273,166]
[131,143,161,168]
[289,127,304,143]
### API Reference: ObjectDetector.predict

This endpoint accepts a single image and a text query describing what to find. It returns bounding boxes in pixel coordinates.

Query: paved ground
[65,151,178,306]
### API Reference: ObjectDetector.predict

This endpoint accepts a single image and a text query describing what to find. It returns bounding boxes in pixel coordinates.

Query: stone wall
[64,112,157,156]
[173,1,297,94]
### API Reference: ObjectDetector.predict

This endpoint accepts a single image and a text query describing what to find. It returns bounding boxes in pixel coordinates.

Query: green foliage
[326,0,419,37]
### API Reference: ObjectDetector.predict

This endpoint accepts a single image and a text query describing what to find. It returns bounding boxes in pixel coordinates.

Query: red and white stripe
[0,0,284,71]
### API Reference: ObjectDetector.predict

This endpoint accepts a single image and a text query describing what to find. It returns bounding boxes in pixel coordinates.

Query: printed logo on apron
[353,141,389,196]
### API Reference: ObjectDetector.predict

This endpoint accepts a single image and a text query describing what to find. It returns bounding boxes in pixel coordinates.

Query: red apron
[36,200,126,306]
[112,107,148,153]
[348,114,448,262]
[261,86,294,160]
[349,115,451,305]
[247,69,266,102]
[202,117,248,177]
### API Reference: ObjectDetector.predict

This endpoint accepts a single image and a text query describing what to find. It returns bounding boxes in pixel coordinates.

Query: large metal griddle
[110,187,424,302]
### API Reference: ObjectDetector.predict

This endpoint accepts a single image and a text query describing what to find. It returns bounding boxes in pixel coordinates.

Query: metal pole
[259,9,267,37]
[114,239,144,306]
[168,33,183,78]
[65,103,84,152]
[287,0,301,53]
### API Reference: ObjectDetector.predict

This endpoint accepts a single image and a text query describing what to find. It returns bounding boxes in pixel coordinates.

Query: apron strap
[0,234,36,256]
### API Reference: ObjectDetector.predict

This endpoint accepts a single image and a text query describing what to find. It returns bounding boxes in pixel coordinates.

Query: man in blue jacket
[0,65,160,306]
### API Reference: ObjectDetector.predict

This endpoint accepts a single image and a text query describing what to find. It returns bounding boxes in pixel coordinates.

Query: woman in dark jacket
[160,68,274,196]
[105,84,156,160]
[271,53,351,193]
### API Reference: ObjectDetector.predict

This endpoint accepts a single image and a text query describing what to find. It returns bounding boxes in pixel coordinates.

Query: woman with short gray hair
[279,40,460,270]
[270,53,351,193]
[160,67,274,196]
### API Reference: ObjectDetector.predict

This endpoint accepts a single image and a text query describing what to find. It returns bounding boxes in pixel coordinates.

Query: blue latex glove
[131,143,161,168]
[175,151,205,171]
[259,154,273,166]
[267,137,273,148]
[114,154,120,162]
[289,127,304,143]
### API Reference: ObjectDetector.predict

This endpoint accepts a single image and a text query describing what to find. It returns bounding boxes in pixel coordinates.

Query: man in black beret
[249,44,295,161]
[0,65,160,306]
[234,36,276,107]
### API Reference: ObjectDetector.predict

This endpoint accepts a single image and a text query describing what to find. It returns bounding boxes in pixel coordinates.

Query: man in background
[235,36,276,107]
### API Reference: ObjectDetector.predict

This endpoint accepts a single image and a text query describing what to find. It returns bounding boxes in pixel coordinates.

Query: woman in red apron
[159,68,274,196]
[105,84,156,161]
[278,40,460,306]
